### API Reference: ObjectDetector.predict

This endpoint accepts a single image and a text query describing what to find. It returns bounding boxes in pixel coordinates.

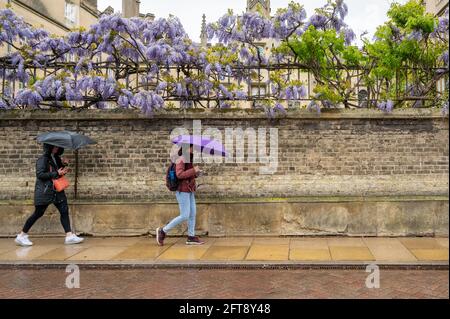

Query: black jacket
[34,144,68,206]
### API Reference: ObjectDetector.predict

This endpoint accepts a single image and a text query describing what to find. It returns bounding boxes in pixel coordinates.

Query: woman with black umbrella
[14,143,84,246]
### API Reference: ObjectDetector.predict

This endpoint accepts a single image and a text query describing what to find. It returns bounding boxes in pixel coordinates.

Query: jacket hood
[43,143,64,156]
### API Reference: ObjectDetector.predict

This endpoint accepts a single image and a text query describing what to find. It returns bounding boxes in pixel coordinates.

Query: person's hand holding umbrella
[194,165,202,176]
[61,157,70,167]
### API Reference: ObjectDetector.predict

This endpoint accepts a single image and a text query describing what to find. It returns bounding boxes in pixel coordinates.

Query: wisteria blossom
[377,100,394,113]
[0,0,448,116]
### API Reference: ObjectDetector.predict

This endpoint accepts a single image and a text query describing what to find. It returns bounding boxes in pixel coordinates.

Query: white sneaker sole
[65,239,84,245]
[14,238,33,247]
[185,242,205,245]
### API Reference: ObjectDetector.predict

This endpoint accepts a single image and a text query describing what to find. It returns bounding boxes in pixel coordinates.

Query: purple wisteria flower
[309,14,328,29]
[343,28,356,45]
[440,51,449,67]
[15,89,43,107]
[408,30,423,41]
[234,90,247,99]
[377,100,394,113]
[274,103,287,115]
[307,101,321,114]
[0,98,8,109]
[218,84,233,99]
[336,0,349,19]
[285,85,307,100]
[442,101,449,116]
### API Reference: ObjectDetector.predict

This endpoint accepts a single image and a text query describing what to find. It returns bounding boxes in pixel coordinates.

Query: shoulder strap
[51,155,59,169]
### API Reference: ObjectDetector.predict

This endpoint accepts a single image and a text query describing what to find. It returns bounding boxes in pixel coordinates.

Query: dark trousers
[23,200,72,233]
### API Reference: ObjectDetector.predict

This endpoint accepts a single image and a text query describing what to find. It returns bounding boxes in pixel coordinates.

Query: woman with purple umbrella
[157,143,204,246]
[156,135,227,246]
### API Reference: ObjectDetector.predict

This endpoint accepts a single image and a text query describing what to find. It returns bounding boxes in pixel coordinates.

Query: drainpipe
[74,121,79,200]
[7,0,11,53]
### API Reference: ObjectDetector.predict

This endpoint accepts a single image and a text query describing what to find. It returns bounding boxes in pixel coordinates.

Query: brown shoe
[186,236,204,245]
[156,227,166,246]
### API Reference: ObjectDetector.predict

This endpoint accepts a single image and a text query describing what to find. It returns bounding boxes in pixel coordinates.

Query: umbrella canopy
[172,135,227,157]
[37,131,96,150]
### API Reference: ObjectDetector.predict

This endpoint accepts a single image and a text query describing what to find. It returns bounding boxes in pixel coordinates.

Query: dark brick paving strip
[0,269,448,299]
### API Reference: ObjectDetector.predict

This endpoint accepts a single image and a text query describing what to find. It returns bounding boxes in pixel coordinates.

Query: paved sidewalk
[1,268,448,299]
[0,236,448,266]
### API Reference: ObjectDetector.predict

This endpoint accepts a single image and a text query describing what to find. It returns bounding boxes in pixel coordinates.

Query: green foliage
[359,0,448,109]
[313,85,344,104]
[282,26,364,107]
[388,0,436,33]
[272,0,448,110]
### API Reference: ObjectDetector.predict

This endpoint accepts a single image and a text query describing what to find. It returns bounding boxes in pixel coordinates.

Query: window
[437,78,447,94]
[358,89,368,108]
[251,84,266,97]
[254,42,266,56]
[65,1,78,25]
[66,53,76,63]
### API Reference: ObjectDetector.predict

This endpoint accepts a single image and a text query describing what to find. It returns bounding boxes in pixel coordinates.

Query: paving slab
[399,238,443,250]
[329,247,375,261]
[0,245,61,261]
[290,248,332,261]
[410,249,449,261]
[157,246,210,260]
[67,247,129,261]
[201,246,249,261]
[246,244,289,261]
[364,238,417,262]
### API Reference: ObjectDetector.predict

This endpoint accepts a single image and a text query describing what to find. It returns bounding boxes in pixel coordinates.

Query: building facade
[199,0,283,108]
[119,0,154,20]
[424,0,449,94]
[0,0,100,36]
[425,0,449,16]
[247,0,271,16]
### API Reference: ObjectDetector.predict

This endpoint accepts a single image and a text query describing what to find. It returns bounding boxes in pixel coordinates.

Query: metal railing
[0,59,448,109]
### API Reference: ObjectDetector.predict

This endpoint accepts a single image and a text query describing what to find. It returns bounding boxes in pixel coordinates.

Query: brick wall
[0,109,448,202]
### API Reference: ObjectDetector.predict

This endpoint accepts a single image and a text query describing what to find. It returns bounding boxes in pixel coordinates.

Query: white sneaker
[65,234,84,245]
[14,234,33,247]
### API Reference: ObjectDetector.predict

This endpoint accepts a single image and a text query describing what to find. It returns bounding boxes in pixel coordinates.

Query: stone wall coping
[0,108,448,121]
[1,195,448,206]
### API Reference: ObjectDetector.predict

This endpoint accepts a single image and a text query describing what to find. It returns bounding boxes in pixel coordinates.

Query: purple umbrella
[172,135,227,157]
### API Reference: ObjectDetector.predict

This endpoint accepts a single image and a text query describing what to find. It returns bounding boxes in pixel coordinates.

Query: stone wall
[0,108,448,236]
[1,197,447,237]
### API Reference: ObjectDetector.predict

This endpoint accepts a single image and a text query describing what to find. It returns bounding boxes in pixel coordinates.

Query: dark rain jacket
[34,144,68,206]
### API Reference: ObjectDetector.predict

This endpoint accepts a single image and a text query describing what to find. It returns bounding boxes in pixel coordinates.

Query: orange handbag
[50,165,70,192]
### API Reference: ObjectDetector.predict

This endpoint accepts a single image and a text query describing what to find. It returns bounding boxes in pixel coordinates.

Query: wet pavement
[0,237,448,265]
[0,268,447,299]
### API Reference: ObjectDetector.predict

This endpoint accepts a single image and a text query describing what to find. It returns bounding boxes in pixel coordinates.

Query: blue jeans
[163,192,197,237]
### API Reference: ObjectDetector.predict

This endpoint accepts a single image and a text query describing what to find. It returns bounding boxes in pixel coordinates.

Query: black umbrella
[36,131,96,150]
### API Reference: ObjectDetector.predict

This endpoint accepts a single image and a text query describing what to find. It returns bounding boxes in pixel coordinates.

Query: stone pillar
[200,14,207,47]
[247,0,271,16]
[122,0,140,18]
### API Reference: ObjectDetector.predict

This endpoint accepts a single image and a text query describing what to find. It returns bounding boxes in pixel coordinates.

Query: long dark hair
[43,143,64,156]
[177,143,194,156]
[178,143,194,163]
